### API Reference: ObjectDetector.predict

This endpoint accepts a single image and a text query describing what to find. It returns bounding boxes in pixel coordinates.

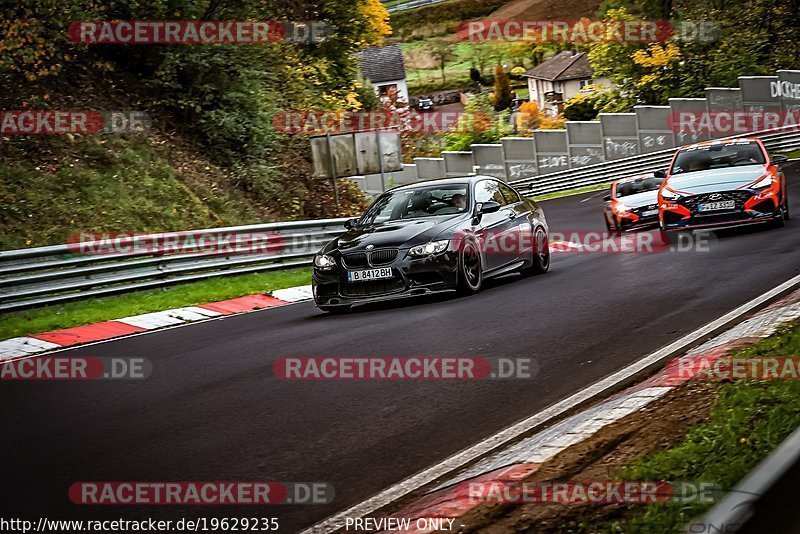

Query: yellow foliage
[631,43,681,68]
[516,101,542,134]
[358,0,392,46]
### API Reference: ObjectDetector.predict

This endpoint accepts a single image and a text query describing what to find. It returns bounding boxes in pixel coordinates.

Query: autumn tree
[357,0,392,46]
[491,65,512,111]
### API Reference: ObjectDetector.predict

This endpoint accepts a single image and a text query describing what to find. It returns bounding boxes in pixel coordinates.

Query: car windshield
[671,141,766,175]
[615,176,664,197]
[358,184,470,225]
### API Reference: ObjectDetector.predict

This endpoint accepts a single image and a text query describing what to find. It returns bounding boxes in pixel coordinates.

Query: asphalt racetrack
[2,163,799,531]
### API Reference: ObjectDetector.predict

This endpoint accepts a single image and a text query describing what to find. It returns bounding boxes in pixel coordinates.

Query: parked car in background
[416,97,434,112]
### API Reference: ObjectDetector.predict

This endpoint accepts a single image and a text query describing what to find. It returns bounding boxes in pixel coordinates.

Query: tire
[528,226,550,275]
[783,188,791,220]
[457,240,483,294]
[658,225,673,246]
[605,215,620,235]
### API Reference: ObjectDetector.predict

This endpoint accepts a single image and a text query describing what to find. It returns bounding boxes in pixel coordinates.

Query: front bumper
[660,191,780,231]
[613,204,660,231]
[312,250,459,308]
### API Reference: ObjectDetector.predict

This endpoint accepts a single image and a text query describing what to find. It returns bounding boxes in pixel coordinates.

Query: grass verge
[532,182,612,202]
[0,267,311,341]
[602,321,800,532]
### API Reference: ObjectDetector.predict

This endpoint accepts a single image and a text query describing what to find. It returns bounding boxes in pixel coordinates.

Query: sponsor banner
[66,231,286,256]
[274,357,538,380]
[669,356,800,381]
[0,111,150,135]
[456,19,718,43]
[273,110,491,135]
[68,21,329,44]
[68,482,334,505]
[468,480,720,505]
[0,357,151,380]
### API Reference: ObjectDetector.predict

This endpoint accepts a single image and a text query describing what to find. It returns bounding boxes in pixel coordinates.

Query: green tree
[430,40,456,83]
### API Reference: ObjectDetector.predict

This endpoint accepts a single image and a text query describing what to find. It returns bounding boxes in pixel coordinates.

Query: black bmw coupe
[312,176,550,312]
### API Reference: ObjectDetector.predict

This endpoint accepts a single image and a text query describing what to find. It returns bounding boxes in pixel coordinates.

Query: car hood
[666,165,766,194]
[326,216,465,253]
[615,190,659,208]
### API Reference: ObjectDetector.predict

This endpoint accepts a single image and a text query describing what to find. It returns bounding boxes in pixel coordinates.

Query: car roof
[389,175,505,192]
[677,137,761,151]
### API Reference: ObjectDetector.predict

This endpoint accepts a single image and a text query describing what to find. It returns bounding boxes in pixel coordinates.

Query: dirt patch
[456,382,722,532]
[489,0,603,21]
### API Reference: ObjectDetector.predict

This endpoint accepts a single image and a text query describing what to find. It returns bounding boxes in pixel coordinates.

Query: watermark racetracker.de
[68,20,331,44]
[68,481,334,505]
[274,356,538,380]
[0,111,150,135]
[0,357,151,380]
[455,19,720,43]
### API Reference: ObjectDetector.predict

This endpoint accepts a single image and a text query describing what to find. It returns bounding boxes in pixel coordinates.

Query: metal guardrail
[0,219,347,312]
[689,423,800,533]
[509,124,800,196]
[385,0,446,13]
[2,125,799,313]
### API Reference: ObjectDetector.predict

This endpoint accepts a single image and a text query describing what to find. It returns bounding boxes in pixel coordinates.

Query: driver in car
[406,195,431,218]
[452,194,466,211]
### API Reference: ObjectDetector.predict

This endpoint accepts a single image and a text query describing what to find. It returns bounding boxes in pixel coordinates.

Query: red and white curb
[0,285,314,363]
[369,289,800,533]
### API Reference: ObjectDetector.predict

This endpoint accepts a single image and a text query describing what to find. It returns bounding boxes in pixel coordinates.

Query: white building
[358,44,409,104]
[523,50,611,116]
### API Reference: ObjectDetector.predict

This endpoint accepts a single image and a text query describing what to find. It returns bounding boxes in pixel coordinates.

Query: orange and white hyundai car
[603,173,664,232]
[656,138,790,232]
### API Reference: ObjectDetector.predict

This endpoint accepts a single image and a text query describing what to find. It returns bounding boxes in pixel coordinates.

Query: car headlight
[408,240,449,257]
[314,254,336,270]
[660,188,682,200]
[751,175,773,189]
[612,202,631,214]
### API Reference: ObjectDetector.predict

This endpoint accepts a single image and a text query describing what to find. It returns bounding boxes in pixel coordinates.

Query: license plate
[347,268,393,282]
[641,209,658,217]
[699,200,736,212]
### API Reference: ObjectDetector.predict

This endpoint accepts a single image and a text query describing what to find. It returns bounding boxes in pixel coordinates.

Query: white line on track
[301,271,800,534]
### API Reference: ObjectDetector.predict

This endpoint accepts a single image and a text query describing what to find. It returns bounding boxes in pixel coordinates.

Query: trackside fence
[1,125,799,312]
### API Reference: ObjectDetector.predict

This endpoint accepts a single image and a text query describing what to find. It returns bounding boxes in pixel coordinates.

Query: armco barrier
[509,123,800,196]
[0,219,347,312]
[2,125,800,312]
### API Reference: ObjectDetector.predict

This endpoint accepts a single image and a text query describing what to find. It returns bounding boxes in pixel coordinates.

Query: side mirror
[603,195,612,202]
[771,155,789,166]
[344,218,359,229]
[653,169,667,179]
[478,200,502,214]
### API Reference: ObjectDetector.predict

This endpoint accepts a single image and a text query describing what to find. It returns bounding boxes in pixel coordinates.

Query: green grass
[402,40,531,96]
[599,322,800,533]
[0,136,266,250]
[781,149,800,159]
[0,267,311,341]
[533,182,612,202]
